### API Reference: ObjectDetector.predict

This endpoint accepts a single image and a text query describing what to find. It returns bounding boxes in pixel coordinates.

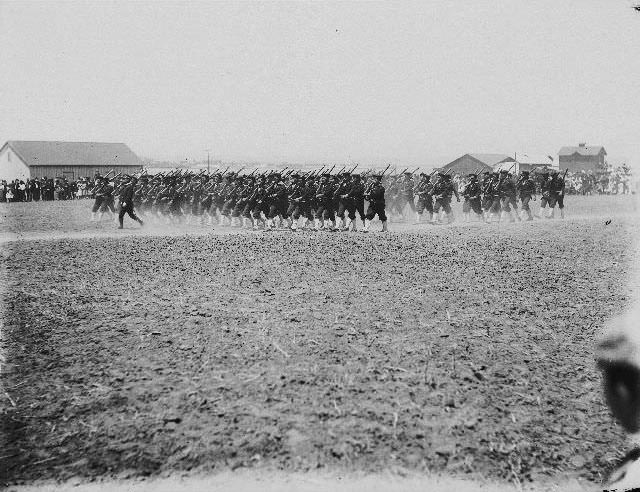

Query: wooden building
[0,141,143,181]
[558,143,606,172]
[515,154,557,172]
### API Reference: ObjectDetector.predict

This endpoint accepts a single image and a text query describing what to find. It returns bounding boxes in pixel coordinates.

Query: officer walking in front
[118,176,144,229]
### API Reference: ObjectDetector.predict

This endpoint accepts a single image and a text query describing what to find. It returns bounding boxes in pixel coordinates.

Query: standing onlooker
[18,181,27,201]
[30,179,40,201]
[6,182,15,202]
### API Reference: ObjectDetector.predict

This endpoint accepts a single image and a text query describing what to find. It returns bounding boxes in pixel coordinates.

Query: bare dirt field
[1,195,638,491]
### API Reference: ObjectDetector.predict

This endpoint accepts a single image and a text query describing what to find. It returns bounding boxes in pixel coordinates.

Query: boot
[291,219,298,231]
[415,212,421,224]
[335,218,343,231]
[363,219,371,232]
[381,221,388,232]
[560,208,565,219]
[350,219,357,231]
[137,218,144,227]
[314,219,321,231]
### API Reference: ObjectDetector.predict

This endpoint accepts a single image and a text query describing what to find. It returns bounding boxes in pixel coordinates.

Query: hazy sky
[1,1,639,167]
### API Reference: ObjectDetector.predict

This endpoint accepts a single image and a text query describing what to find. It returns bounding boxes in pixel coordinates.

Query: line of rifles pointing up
[90,163,567,231]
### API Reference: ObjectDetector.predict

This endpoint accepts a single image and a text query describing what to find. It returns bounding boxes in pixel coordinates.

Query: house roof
[3,141,142,167]
[468,154,514,167]
[441,154,493,175]
[514,154,555,165]
[558,145,606,157]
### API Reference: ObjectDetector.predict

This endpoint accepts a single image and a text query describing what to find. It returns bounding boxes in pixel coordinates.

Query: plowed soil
[1,195,637,489]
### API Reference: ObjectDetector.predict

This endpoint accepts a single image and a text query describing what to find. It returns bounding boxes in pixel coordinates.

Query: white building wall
[0,146,30,181]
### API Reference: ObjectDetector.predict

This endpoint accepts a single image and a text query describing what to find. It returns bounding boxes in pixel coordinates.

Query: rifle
[559,168,569,196]
[395,167,409,180]
[326,164,336,175]
[350,163,359,174]
[379,163,391,178]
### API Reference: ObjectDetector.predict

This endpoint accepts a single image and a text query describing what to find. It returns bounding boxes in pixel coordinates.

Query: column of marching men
[89,167,569,231]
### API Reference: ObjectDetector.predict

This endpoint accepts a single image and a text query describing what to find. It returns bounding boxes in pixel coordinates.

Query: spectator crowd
[0,177,96,202]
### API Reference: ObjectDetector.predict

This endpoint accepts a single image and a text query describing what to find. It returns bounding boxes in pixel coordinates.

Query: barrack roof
[558,145,606,157]
[3,141,142,167]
